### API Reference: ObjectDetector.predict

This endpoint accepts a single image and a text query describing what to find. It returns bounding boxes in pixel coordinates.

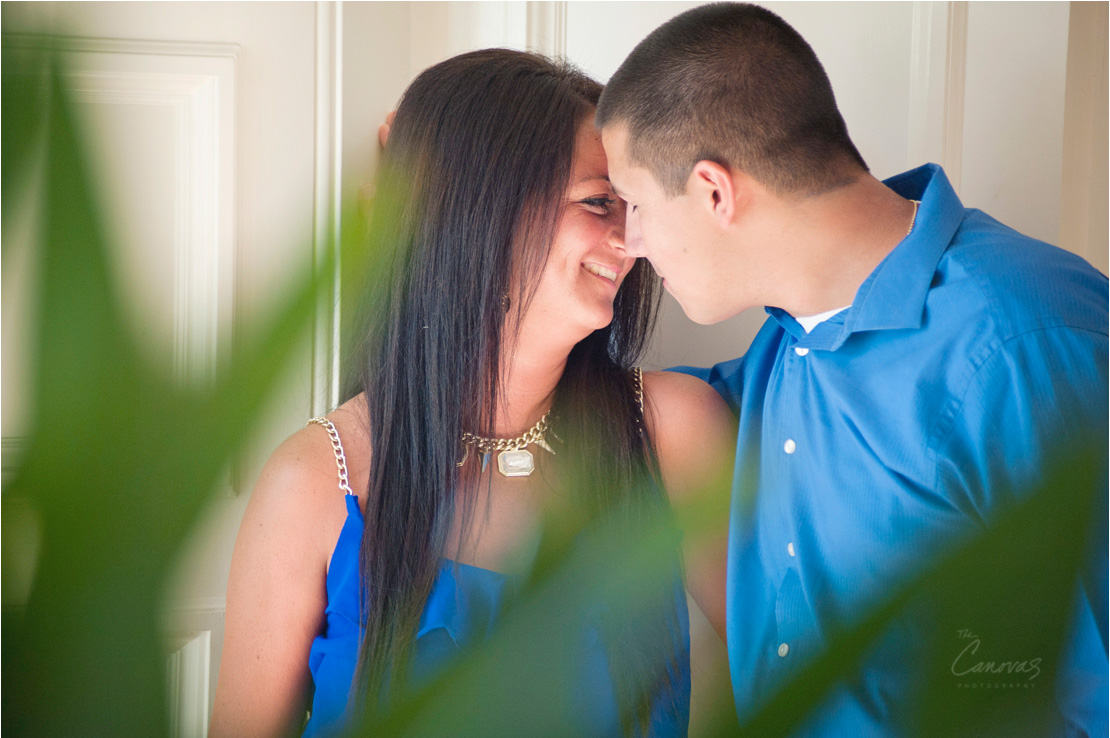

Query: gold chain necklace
[908,199,920,235]
[457,368,643,478]
[458,410,554,477]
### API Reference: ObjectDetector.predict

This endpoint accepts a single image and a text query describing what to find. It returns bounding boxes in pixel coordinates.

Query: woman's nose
[608,212,627,252]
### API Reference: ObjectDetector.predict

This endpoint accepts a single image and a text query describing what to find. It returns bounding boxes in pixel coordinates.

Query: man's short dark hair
[597,2,869,197]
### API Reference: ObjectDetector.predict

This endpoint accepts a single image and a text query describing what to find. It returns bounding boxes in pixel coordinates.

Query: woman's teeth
[583,263,617,281]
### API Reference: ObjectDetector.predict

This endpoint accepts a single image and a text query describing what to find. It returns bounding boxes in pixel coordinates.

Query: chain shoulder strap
[632,367,645,430]
[307,417,353,496]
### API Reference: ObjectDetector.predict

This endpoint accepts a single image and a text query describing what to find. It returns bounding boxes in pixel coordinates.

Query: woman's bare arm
[642,370,736,642]
[209,425,352,738]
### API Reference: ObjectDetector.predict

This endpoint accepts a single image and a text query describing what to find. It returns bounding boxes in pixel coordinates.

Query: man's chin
[668,291,728,326]
[688,311,727,326]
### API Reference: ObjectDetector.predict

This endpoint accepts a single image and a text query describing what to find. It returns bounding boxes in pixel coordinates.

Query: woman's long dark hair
[348,49,679,731]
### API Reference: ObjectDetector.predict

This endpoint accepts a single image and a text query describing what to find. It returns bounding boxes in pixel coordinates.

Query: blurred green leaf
[2,46,327,738]
[733,451,1097,738]
[353,507,686,738]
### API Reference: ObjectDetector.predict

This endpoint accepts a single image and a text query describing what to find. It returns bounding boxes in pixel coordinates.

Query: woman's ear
[688,160,739,228]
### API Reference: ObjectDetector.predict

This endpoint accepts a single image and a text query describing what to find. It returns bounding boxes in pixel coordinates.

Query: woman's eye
[581,197,616,213]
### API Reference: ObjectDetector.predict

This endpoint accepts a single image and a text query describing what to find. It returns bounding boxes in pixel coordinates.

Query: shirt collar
[768,163,965,351]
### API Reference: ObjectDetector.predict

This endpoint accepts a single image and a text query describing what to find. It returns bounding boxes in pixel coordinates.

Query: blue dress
[301,493,691,737]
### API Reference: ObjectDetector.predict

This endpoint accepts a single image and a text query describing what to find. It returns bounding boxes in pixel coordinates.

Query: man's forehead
[601,161,640,203]
[600,123,631,159]
[599,127,634,194]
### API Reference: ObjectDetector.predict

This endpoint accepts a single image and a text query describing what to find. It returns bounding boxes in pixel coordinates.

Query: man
[596,3,1108,736]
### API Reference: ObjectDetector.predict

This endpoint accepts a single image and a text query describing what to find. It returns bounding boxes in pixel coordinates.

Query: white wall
[1060,1,1109,275]
[961,2,1069,247]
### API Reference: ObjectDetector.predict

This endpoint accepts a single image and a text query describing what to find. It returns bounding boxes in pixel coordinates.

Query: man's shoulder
[938,210,1108,341]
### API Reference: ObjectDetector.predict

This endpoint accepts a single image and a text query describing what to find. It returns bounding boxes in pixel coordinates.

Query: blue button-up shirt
[675,164,1108,737]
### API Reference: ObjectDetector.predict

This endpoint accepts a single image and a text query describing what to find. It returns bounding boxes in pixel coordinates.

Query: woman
[211,50,732,738]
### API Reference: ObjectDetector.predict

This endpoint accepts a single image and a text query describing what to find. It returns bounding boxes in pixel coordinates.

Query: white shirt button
[787,542,796,557]
[794,347,809,356]
[784,439,797,454]
[778,643,790,658]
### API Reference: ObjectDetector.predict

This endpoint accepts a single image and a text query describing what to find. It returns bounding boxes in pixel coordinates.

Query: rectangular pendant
[497,449,535,477]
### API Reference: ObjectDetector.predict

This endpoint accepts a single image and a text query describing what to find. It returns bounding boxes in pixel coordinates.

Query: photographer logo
[951,629,1041,689]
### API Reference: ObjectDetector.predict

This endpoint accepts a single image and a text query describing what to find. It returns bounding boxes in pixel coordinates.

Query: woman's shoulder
[640,370,731,428]
[246,393,372,543]
[639,370,736,502]
[300,393,373,490]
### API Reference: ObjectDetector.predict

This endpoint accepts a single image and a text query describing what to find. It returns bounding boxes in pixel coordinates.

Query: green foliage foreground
[2,42,1100,738]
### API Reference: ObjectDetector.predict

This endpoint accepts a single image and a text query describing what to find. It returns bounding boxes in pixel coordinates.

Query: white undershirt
[793,306,850,334]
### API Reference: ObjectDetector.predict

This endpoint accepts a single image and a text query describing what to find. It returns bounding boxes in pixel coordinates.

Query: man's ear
[689,160,741,227]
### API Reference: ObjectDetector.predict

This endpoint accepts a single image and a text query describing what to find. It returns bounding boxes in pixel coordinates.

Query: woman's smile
[582,261,620,286]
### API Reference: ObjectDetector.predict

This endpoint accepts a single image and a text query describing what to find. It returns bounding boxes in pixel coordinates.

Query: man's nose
[623,206,647,257]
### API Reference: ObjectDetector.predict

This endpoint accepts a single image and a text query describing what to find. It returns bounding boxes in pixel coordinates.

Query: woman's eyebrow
[576,174,612,185]
[594,178,629,200]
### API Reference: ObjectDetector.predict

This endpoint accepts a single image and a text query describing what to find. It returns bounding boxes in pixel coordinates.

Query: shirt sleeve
[932,324,1108,737]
